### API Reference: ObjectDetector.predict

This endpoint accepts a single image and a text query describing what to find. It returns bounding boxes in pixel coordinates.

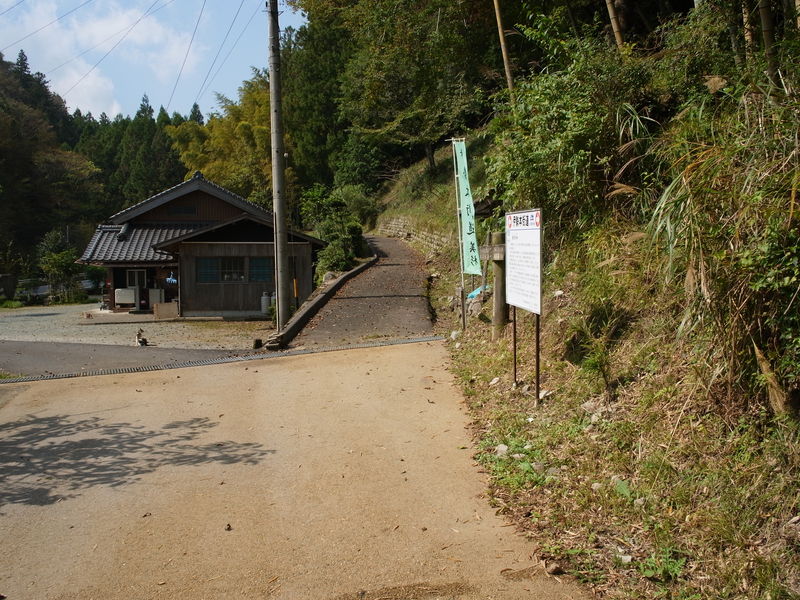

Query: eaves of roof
[79,224,202,264]
[108,171,273,225]
[152,214,326,251]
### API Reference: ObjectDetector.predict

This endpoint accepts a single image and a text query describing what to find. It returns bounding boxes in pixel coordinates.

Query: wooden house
[79,172,324,317]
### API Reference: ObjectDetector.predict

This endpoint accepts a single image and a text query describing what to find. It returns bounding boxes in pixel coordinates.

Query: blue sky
[0,0,305,120]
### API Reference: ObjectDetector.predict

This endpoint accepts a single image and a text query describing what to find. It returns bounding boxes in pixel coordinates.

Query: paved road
[0,344,585,600]
[0,237,587,599]
[294,236,434,348]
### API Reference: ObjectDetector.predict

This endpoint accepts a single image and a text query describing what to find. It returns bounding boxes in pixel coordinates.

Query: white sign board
[505,209,542,315]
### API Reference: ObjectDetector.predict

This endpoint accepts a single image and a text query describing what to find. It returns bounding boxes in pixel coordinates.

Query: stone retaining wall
[377,217,453,255]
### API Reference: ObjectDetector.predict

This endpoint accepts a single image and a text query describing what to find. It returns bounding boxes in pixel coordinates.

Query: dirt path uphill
[293,236,434,348]
[0,343,586,600]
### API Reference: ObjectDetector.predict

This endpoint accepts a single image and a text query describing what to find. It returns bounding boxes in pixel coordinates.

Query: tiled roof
[79,224,202,264]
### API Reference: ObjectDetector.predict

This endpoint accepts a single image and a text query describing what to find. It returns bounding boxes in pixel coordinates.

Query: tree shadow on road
[0,414,274,510]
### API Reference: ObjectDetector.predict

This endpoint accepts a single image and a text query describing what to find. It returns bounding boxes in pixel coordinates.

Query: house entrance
[126,269,147,309]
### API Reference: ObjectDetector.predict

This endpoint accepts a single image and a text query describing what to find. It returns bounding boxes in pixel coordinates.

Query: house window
[220,257,245,281]
[197,258,219,283]
[249,257,274,285]
[196,257,250,283]
[126,269,146,287]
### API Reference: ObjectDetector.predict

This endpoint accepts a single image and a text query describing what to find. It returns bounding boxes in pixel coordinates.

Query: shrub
[332,184,379,229]
[315,241,353,283]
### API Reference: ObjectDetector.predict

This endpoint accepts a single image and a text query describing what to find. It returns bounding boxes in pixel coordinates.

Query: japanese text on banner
[453,140,481,275]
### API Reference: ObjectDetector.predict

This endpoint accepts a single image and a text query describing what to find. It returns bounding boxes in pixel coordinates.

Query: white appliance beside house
[114,287,136,305]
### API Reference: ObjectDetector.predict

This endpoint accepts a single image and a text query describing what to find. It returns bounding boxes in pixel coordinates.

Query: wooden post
[491,231,508,341]
[268,0,291,331]
[460,285,467,330]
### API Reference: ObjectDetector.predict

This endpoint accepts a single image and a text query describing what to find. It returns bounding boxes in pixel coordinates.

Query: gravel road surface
[0,303,274,349]
[0,301,273,377]
[0,304,273,376]
[294,236,433,348]
[0,343,585,600]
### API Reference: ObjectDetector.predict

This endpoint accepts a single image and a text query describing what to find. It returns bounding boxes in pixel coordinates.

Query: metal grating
[0,336,445,384]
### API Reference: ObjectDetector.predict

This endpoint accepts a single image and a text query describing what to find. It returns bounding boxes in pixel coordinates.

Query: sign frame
[505,208,542,316]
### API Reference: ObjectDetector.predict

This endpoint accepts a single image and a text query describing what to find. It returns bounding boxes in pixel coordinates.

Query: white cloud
[51,60,123,118]
[1,0,206,116]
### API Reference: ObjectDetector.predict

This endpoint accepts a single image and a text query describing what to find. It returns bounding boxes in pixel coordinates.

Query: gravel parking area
[0,304,275,350]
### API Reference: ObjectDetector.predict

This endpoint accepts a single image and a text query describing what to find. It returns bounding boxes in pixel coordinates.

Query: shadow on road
[0,414,274,510]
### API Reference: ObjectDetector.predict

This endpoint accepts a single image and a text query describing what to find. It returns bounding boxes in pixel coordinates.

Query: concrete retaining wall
[377,217,453,255]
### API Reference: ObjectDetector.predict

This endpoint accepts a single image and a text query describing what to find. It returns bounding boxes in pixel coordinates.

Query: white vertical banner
[505,209,542,315]
[453,140,482,276]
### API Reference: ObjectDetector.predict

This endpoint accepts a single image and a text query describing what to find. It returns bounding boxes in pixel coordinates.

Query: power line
[166,0,206,112]
[193,0,247,105]
[2,0,97,53]
[0,0,25,19]
[46,0,176,76]
[64,0,163,97]
[197,0,261,104]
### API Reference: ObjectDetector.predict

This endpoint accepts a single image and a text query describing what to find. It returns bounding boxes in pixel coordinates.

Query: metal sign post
[512,306,517,384]
[505,209,542,392]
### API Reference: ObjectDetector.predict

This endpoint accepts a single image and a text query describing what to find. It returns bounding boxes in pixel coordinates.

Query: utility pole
[492,0,514,99]
[268,0,290,330]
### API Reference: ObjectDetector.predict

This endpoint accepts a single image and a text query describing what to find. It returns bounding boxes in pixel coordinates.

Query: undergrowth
[421,217,800,599]
[376,5,800,598]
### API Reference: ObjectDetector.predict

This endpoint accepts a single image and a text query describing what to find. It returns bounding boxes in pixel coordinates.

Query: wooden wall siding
[132,191,245,224]
[178,242,313,314]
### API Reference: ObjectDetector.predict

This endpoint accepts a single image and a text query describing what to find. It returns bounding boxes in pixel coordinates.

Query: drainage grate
[0,336,445,384]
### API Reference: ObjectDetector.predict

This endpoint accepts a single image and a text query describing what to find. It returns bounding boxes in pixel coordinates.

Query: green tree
[189,102,204,125]
[37,230,82,303]
[152,107,188,189]
[167,71,273,206]
[74,112,130,216]
[282,16,351,188]
[0,240,23,299]
[0,53,103,254]
[336,0,487,170]
[111,95,159,205]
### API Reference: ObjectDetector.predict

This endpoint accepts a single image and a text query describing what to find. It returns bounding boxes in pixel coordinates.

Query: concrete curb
[266,249,379,350]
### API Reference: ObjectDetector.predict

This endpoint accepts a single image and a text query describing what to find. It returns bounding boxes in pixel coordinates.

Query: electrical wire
[46,0,176,75]
[64,0,162,97]
[166,0,206,112]
[0,0,26,19]
[197,0,261,103]
[193,0,247,105]
[2,0,96,53]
